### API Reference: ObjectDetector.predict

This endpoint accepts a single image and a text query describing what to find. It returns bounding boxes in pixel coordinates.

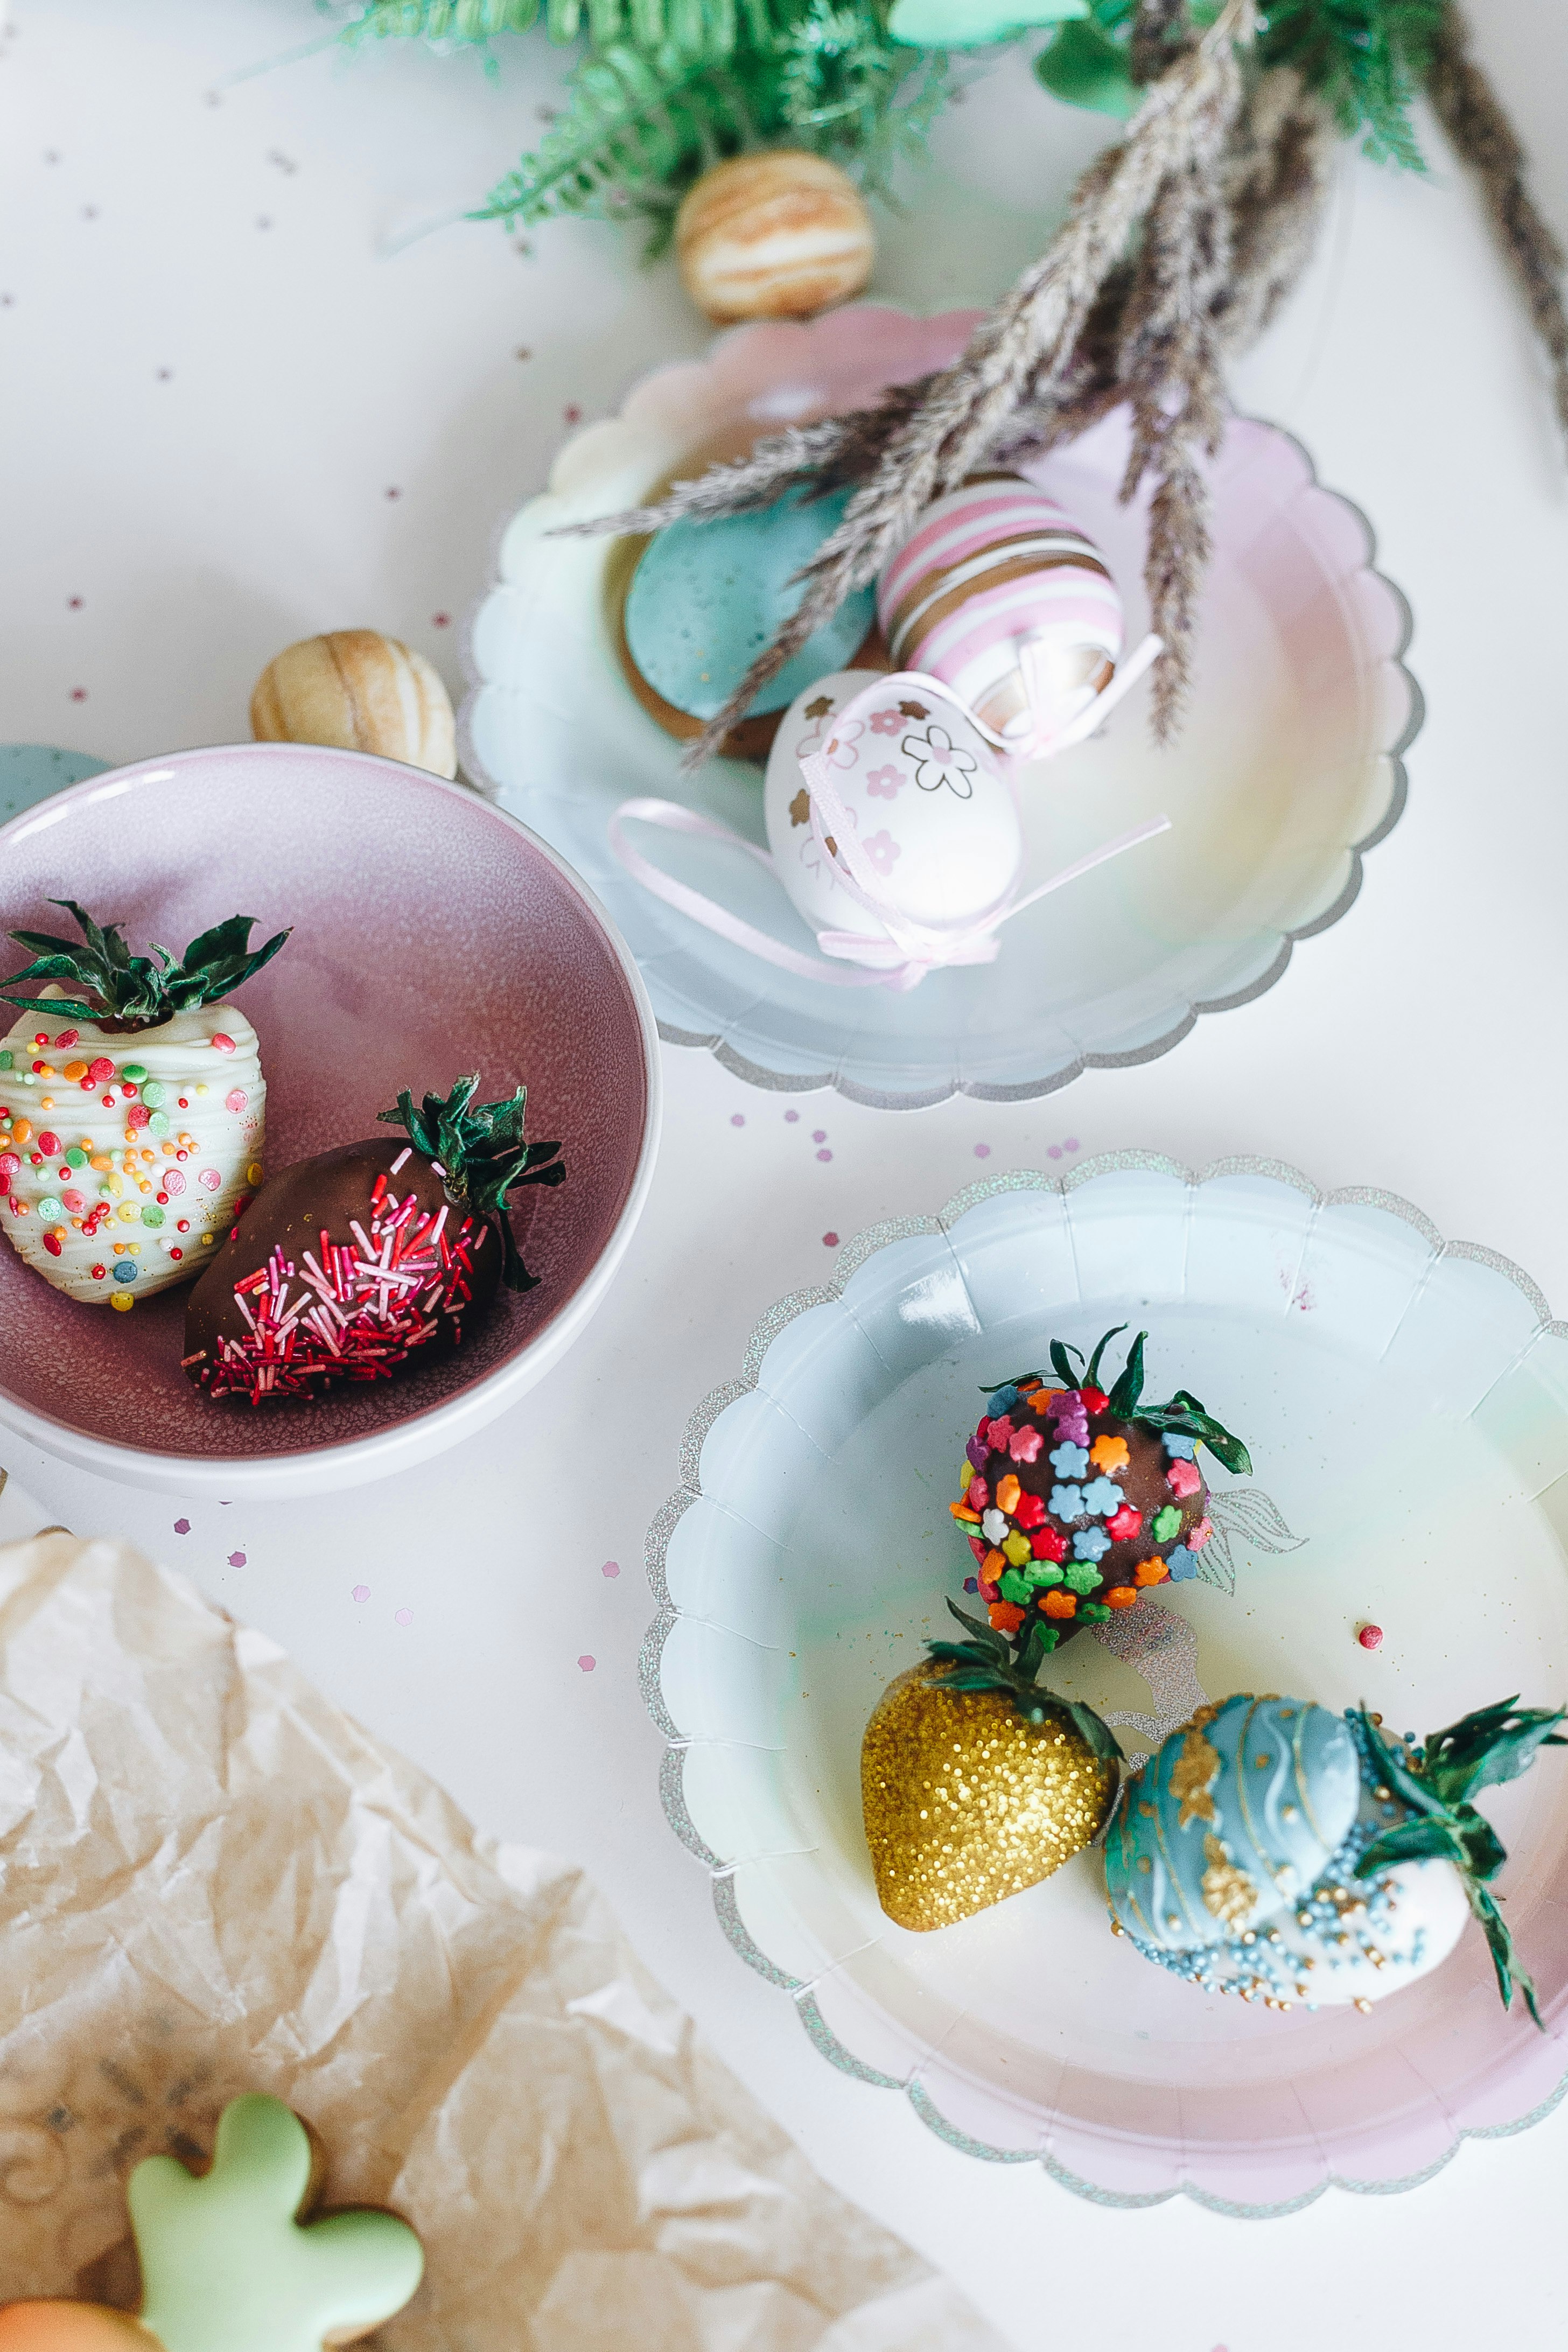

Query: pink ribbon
[608,634,1170,992]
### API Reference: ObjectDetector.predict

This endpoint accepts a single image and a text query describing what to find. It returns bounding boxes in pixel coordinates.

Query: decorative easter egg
[618,491,877,761]
[1104,1695,1360,1951]
[762,669,1023,943]
[877,474,1124,745]
[675,151,874,324]
[250,631,457,779]
[863,1657,1118,1931]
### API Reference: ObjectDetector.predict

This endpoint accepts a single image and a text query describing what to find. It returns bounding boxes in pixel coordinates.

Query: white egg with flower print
[762,670,1024,946]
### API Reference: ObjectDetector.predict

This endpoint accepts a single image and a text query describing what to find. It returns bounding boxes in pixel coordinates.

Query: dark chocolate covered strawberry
[950,1326,1250,1653]
[183,1076,563,1403]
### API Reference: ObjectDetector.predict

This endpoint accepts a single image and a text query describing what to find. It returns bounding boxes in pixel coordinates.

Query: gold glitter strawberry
[861,1605,1123,1931]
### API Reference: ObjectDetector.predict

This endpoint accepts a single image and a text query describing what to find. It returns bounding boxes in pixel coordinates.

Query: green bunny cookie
[127,2096,423,2352]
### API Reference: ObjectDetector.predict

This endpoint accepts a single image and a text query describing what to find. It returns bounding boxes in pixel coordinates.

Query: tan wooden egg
[250,631,457,779]
[675,151,874,325]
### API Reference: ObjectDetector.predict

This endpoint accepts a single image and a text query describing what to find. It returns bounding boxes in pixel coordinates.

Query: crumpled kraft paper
[0,1534,1004,2352]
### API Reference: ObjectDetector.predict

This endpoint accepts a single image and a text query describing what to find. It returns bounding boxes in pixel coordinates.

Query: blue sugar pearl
[113,1260,138,1283]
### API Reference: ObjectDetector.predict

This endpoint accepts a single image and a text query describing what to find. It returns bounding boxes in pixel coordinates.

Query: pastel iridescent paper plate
[641,1157,1568,2213]
[463,307,1419,1108]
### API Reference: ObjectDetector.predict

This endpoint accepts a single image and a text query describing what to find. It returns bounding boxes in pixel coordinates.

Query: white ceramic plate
[463,307,1420,1109]
[642,1157,1568,2212]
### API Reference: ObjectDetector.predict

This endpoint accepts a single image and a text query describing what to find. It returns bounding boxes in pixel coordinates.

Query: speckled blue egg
[1104,1694,1360,1951]
[623,488,876,720]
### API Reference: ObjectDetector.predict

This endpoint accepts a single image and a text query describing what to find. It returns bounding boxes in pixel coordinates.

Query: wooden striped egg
[876,475,1124,745]
[675,152,874,325]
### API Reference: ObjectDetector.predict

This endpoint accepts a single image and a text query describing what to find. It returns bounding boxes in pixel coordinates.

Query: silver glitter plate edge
[640,1153,1568,2214]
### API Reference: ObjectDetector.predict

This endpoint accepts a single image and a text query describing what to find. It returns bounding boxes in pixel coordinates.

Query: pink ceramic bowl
[0,744,661,1496]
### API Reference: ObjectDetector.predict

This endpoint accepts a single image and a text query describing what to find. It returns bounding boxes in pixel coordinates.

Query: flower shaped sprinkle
[1187,1517,1214,1551]
[1063,1559,1103,1595]
[1030,1525,1067,1563]
[1105,1503,1142,1542]
[863,830,901,877]
[901,722,977,800]
[1002,1530,1032,1567]
[1081,1476,1125,1518]
[1073,1525,1111,1563]
[1089,1434,1129,1474]
[982,1508,1007,1545]
[1014,1490,1046,1529]
[1166,1457,1202,1500]
[1049,1440,1089,1478]
[986,1415,1014,1451]
[1165,1545,1198,1581]
[965,1433,988,1470]
[1048,1483,1084,1521]
[1152,1504,1182,1543]
[1162,1431,1197,1460]
[869,706,902,737]
[1009,1425,1042,1464]
[865,765,903,800]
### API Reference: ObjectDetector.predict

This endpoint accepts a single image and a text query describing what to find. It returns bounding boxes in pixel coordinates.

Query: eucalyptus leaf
[1033,16,1137,116]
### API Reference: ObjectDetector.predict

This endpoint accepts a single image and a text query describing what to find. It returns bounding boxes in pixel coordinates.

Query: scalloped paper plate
[463,307,1420,1108]
[642,1158,1568,2213]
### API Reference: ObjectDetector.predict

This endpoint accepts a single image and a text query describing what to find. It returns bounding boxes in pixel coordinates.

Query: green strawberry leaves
[380,1076,565,1292]
[3,899,290,1028]
[1353,1699,1568,2027]
[977,1328,1252,1475]
[926,1600,1125,1761]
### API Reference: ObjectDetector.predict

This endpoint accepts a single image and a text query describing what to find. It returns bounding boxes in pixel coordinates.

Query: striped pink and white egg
[876,475,1124,747]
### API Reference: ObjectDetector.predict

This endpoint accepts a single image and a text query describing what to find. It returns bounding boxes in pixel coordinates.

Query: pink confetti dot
[352,1585,370,1602]
[69,687,87,702]
[1066,1137,1080,1152]
[1358,1623,1383,1650]
[816,1148,832,1162]
[577,1653,596,1671]
[785,1109,800,1123]
[1048,1144,1062,1160]
[67,595,83,610]
[823,1230,839,1247]
[812,1129,827,1144]
[564,403,583,426]
[601,1559,620,1578]
[227,1551,246,1568]
[432,612,451,628]
[173,1518,190,1535]
[395,1608,413,1627]
[730,1113,745,1127]
[198,1166,222,1190]
[974,1143,991,1159]
[225,1088,248,1114]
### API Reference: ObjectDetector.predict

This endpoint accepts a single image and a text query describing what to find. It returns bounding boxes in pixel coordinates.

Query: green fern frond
[1259,0,1445,168]
[472,39,761,232]
[342,0,542,43]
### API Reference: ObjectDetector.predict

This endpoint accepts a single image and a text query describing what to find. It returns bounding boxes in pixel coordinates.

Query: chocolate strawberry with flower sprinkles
[183,1075,564,1403]
[950,1327,1250,1652]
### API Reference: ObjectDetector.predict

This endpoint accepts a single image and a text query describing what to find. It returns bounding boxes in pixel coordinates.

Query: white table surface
[4,3,1568,2343]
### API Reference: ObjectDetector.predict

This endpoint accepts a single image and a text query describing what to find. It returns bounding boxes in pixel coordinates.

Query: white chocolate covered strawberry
[0,901,288,1311]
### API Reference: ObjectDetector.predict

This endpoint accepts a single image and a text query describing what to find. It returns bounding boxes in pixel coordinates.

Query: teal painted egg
[622,489,876,725]
[1104,1694,1359,1950]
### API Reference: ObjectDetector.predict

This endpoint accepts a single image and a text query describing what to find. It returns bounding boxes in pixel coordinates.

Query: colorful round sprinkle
[111,1262,137,1284]
[110,1292,134,1311]
[198,1167,222,1190]
[139,1079,167,1107]
[141,1203,165,1227]
[225,1088,248,1114]
[121,1063,148,1082]
[1358,1623,1383,1650]
[211,1034,236,1054]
